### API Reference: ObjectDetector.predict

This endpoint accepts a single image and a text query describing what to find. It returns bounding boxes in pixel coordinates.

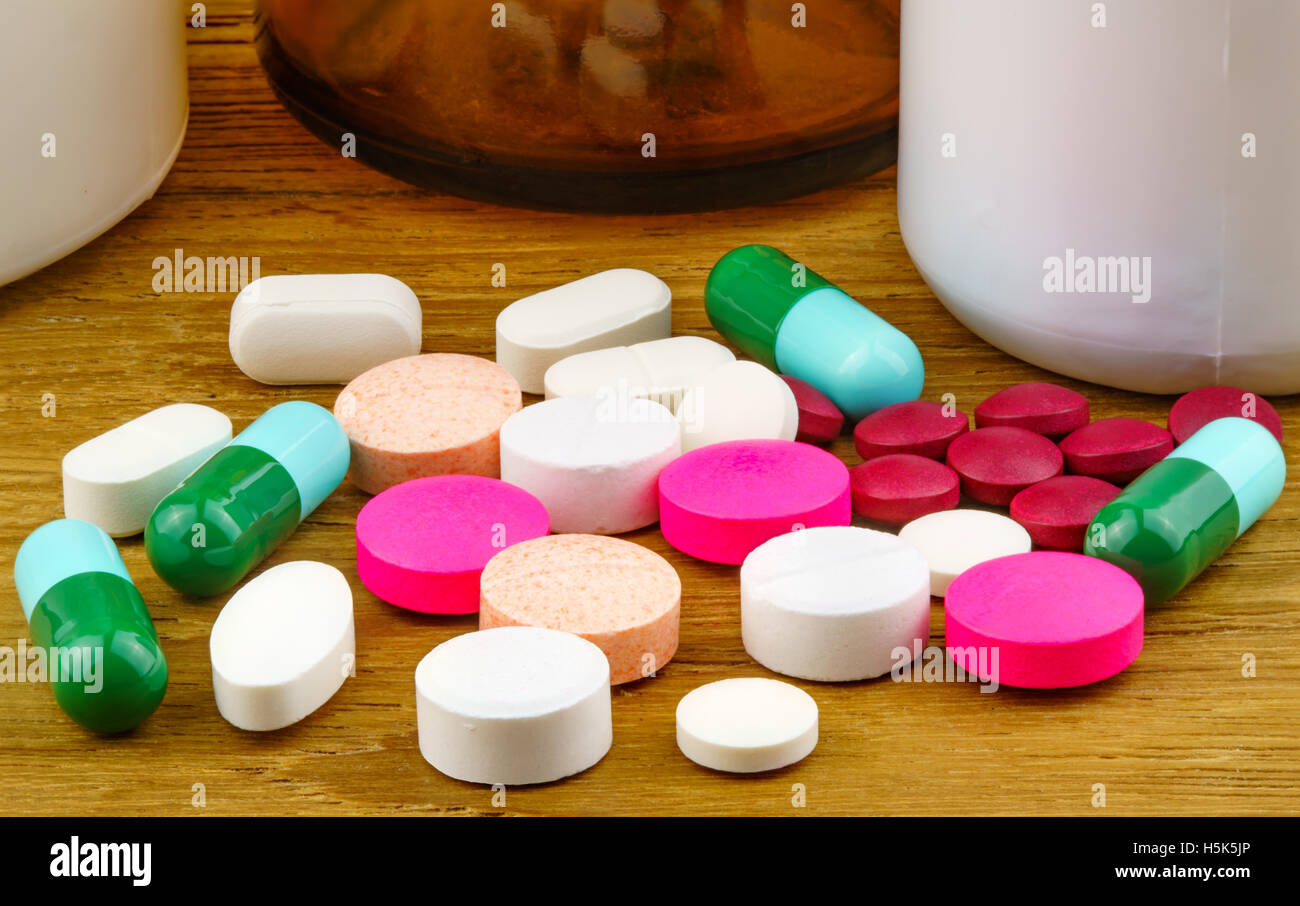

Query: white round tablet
[676,677,818,773]
[678,360,798,452]
[499,395,681,534]
[415,627,612,785]
[209,561,355,731]
[897,508,1033,597]
[543,335,736,414]
[741,526,931,681]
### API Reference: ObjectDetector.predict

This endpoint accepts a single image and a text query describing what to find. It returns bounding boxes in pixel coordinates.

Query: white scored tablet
[543,335,735,414]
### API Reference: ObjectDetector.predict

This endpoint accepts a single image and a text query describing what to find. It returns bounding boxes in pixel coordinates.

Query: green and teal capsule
[145,400,349,596]
[1085,417,1286,604]
[14,519,167,733]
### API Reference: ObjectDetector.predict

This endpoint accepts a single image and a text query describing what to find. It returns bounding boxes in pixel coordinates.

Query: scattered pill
[973,382,1090,437]
[479,534,680,684]
[62,403,231,537]
[706,245,923,421]
[676,678,818,773]
[853,399,969,461]
[543,335,735,414]
[898,508,1033,597]
[741,526,931,681]
[495,269,672,394]
[658,439,851,564]
[334,353,522,495]
[945,551,1144,688]
[14,519,167,733]
[415,626,612,785]
[356,475,549,614]
[779,375,844,445]
[849,453,960,525]
[209,561,354,731]
[1168,385,1283,445]
[146,401,350,596]
[1009,475,1121,551]
[678,360,798,452]
[229,274,422,385]
[1059,416,1173,485]
[945,426,1064,505]
[1086,417,1285,604]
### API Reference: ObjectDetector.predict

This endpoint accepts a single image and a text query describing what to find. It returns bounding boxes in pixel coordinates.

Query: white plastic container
[899,0,1300,394]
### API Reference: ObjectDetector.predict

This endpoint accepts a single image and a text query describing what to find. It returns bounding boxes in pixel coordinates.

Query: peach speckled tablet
[479,534,681,685]
[334,353,522,494]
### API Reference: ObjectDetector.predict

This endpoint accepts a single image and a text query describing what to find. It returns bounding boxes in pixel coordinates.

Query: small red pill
[853,400,970,461]
[1009,475,1122,551]
[1059,417,1173,485]
[974,382,1090,437]
[1168,385,1283,445]
[780,375,844,445]
[849,454,961,526]
[945,426,1064,506]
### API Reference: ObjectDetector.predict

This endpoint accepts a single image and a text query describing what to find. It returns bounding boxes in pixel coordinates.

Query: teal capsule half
[145,401,349,596]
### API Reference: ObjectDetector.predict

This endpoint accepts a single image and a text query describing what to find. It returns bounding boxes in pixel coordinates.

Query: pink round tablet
[945,551,1144,688]
[1059,417,1173,485]
[356,475,550,614]
[658,439,851,564]
[850,454,960,526]
[853,400,970,461]
[780,375,844,445]
[944,427,1063,505]
[1168,385,1283,445]
[974,382,1089,437]
[1009,475,1121,551]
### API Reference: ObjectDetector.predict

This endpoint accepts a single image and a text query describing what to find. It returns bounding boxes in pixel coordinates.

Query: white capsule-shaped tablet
[741,526,931,681]
[415,626,612,785]
[676,678,818,773]
[62,403,232,537]
[500,395,681,534]
[229,274,422,385]
[678,359,799,452]
[543,335,735,414]
[496,269,672,394]
[209,561,355,731]
[898,508,1033,597]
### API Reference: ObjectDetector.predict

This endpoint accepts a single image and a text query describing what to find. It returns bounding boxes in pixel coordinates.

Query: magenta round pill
[1009,475,1121,551]
[1168,385,1284,445]
[356,475,550,614]
[945,551,1144,689]
[657,439,851,564]
[1059,417,1173,485]
[853,400,970,461]
[779,374,844,445]
[850,454,960,526]
[944,426,1063,505]
[973,382,1090,437]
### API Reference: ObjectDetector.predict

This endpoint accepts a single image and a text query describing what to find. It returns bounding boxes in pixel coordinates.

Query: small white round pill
[897,508,1033,597]
[677,360,798,452]
[676,677,818,773]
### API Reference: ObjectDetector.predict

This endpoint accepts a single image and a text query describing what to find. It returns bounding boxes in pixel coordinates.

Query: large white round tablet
[741,526,931,681]
[209,561,355,732]
[496,269,671,394]
[416,626,612,785]
[898,508,1033,597]
[543,335,736,414]
[678,360,799,452]
[500,395,681,534]
[62,403,232,537]
[676,678,818,773]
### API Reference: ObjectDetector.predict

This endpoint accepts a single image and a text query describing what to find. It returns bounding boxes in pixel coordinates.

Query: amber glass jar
[256,0,899,212]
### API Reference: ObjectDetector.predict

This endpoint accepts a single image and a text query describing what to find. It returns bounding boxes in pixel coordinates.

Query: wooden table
[2,2,1297,817]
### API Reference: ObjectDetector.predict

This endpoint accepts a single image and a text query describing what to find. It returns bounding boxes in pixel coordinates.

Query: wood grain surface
[1,2,1297,817]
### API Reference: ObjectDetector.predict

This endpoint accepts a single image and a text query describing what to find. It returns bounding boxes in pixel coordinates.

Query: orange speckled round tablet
[335,353,522,495]
[479,534,681,685]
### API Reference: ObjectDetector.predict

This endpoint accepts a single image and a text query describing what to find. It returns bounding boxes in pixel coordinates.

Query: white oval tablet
[500,395,681,534]
[62,403,232,537]
[229,274,422,385]
[676,678,818,773]
[496,269,672,394]
[209,561,355,731]
[543,335,735,414]
[898,508,1033,597]
[415,626,612,785]
[678,360,799,452]
[741,526,931,681]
